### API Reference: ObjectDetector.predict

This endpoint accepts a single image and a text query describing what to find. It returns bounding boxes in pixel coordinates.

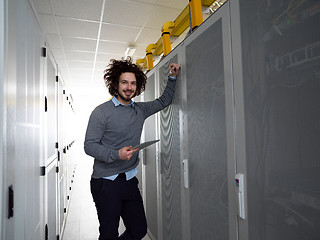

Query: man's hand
[118,146,139,160]
[169,63,181,78]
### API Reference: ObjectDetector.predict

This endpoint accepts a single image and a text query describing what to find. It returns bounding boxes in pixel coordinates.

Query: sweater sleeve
[143,77,176,118]
[84,107,119,163]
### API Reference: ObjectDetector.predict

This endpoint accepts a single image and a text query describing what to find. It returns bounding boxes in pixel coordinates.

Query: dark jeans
[90,174,147,240]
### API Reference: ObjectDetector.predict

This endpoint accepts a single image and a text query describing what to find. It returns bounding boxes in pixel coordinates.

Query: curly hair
[104,57,147,97]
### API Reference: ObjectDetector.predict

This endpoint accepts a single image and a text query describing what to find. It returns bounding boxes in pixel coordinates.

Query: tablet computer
[133,139,160,150]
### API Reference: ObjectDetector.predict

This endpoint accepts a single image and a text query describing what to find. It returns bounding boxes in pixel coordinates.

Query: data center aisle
[62,142,151,240]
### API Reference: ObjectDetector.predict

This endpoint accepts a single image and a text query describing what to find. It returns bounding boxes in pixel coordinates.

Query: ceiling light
[125,46,136,57]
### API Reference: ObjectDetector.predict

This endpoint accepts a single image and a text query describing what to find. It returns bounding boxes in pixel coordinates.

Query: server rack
[142,1,320,239]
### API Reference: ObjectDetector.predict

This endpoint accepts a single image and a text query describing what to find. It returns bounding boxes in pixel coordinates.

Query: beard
[117,90,136,102]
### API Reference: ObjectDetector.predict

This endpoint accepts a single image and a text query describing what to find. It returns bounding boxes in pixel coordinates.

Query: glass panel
[239,1,320,239]
[186,18,229,239]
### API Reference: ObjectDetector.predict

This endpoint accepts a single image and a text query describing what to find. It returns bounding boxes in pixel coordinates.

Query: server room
[0,0,319,240]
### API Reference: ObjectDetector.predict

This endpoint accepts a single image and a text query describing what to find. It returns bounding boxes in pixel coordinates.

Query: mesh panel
[186,19,229,239]
[239,1,320,239]
[159,56,182,240]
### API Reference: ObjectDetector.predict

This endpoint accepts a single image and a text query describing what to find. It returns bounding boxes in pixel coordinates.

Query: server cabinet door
[46,55,57,164]
[133,94,144,193]
[184,2,235,239]
[57,77,65,234]
[144,73,159,239]
[0,0,4,236]
[232,0,320,239]
[46,160,58,240]
[5,0,44,239]
[158,55,183,240]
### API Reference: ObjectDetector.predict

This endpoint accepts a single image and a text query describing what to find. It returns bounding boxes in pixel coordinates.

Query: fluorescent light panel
[125,46,136,57]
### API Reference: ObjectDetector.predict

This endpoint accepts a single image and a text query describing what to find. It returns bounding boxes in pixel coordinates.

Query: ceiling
[30,0,197,108]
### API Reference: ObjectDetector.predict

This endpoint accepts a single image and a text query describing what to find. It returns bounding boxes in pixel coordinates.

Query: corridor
[61,143,150,240]
[1,0,320,239]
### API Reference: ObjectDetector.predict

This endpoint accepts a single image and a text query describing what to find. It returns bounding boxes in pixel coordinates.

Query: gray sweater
[84,78,176,178]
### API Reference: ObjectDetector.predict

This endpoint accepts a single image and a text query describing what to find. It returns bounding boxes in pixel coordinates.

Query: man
[84,57,180,240]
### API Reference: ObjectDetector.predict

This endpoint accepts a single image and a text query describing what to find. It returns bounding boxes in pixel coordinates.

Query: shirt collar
[111,96,134,107]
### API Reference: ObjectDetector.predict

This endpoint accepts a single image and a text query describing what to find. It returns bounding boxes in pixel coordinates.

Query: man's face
[116,72,137,105]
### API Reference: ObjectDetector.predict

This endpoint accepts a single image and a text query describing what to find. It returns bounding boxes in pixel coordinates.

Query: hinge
[44,97,47,112]
[55,142,59,149]
[40,166,46,176]
[57,151,60,161]
[63,90,66,94]
[64,208,67,213]
[8,185,14,219]
[57,235,60,240]
[56,76,59,82]
[41,47,47,57]
[63,147,66,154]
[56,166,59,173]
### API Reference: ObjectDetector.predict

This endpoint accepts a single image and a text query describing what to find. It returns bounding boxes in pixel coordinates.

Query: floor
[62,144,151,240]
